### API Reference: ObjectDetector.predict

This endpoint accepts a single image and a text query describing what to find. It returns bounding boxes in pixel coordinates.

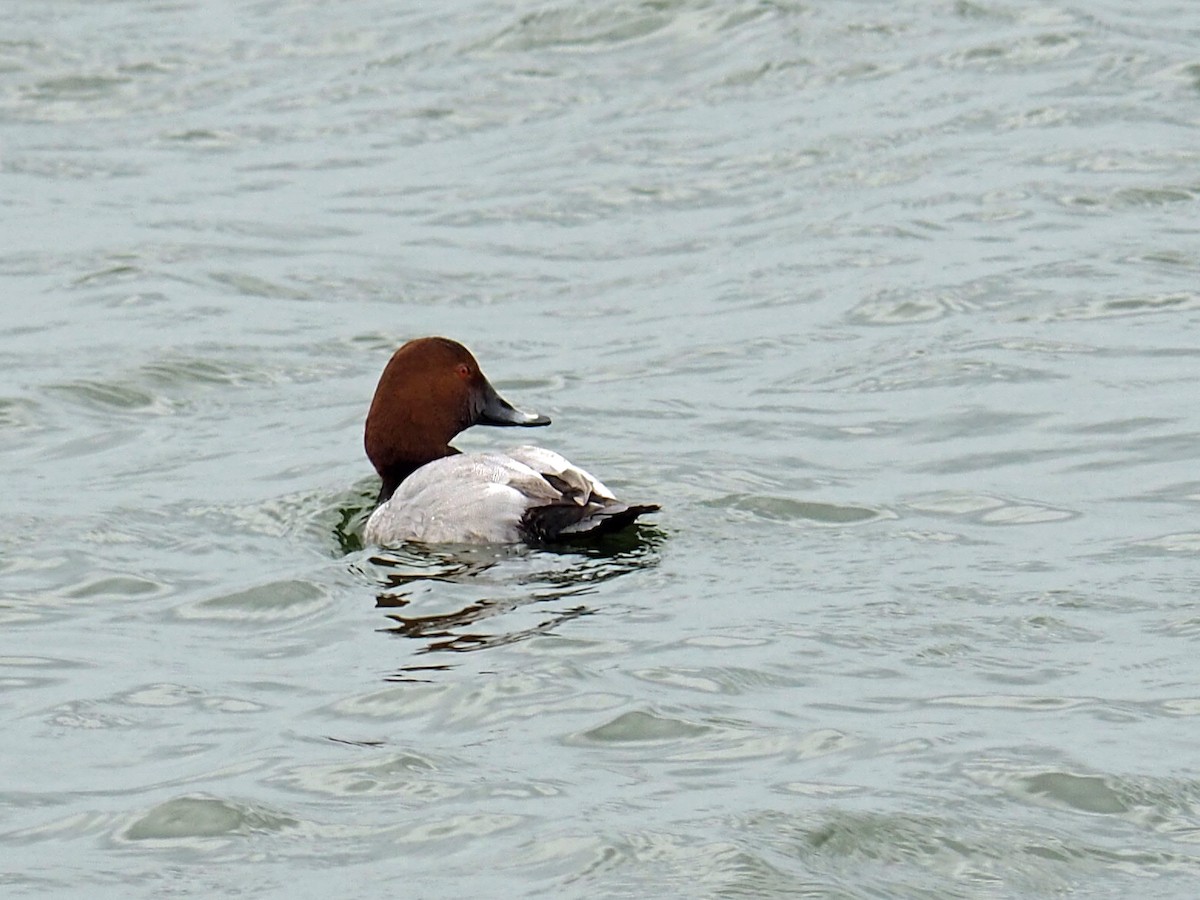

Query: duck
[362,337,659,545]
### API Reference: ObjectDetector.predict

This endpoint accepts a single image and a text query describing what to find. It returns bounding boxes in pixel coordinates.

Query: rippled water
[5,1,1200,896]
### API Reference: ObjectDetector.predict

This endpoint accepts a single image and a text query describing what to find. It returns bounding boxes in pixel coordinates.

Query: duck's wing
[505,445,658,542]
[364,453,560,545]
[504,445,616,504]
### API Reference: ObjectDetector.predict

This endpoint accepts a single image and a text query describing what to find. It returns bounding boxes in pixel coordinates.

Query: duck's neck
[374,445,461,505]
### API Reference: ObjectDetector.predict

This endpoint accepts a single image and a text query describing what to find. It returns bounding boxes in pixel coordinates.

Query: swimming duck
[362,337,658,545]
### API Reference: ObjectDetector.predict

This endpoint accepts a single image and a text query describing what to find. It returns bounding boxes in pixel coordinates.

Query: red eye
[456,363,471,380]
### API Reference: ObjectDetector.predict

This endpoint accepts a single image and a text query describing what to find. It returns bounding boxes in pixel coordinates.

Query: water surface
[4,1,1200,897]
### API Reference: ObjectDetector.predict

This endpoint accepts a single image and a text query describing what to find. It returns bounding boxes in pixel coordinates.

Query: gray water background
[4,1,1200,896]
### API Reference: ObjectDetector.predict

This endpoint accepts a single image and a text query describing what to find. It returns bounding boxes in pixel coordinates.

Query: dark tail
[521,502,660,543]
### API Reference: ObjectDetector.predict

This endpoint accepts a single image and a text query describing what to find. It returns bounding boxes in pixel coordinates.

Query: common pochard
[362,337,658,545]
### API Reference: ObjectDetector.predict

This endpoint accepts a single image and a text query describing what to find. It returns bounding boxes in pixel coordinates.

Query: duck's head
[364,337,550,502]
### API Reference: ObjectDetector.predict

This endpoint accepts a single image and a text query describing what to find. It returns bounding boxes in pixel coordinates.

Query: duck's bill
[476,380,551,427]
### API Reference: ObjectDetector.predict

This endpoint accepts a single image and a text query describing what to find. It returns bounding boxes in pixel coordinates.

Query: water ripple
[5,0,1200,895]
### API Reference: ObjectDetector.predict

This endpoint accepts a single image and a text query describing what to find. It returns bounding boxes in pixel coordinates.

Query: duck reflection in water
[362,528,662,674]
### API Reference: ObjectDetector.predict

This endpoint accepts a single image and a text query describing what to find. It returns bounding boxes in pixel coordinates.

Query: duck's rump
[519,498,661,543]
